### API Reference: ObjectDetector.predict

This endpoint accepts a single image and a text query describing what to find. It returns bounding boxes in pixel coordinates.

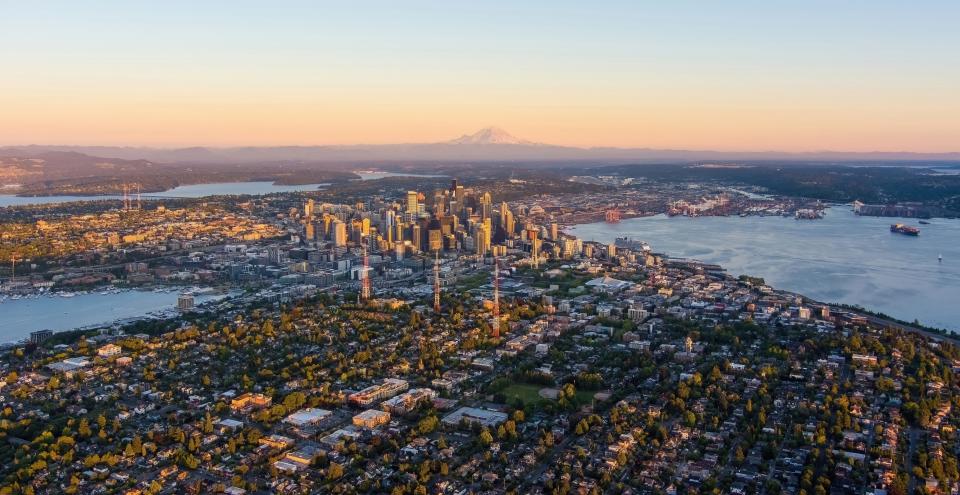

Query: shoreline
[569,211,958,332]
[0,287,233,345]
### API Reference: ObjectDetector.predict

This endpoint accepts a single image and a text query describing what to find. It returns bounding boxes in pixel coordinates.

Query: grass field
[500,382,596,407]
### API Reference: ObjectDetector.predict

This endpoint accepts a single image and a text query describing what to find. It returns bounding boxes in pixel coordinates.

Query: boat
[919,220,930,225]
[795,209,823,220]
[890,223,919,236]
[615,236,651,252]
[940,253,943,263]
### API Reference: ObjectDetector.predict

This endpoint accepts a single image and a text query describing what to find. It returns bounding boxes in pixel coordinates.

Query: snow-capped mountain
[446,127,536,145]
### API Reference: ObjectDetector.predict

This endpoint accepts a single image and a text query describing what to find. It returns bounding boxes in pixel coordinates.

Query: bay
[568,207,960,331]
[0,290,226,342]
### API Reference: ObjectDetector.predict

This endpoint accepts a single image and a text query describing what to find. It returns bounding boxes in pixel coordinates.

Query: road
[825,304,960,345]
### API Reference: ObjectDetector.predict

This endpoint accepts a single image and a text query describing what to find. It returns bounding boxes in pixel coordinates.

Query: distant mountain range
[3,127,959,164]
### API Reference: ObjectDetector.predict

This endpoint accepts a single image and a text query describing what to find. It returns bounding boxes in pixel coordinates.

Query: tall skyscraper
[411,224,421,252]
[454,185,465,215]
[406,191,419,215]
[384,210,396,244]
[480,192,492,220]
[333,220,347,247]
[475,222,489,255]
[433,191,445,216]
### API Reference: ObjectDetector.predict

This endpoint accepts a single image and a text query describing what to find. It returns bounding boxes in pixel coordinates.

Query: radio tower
[10,253,19,283]
[136,183,142,210]
[433,250,441,313]
[492,256,500,339]
[122,183,129,211]
[360,245,371,302]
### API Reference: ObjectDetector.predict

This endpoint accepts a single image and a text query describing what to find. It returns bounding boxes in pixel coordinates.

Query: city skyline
[2,1,959,151]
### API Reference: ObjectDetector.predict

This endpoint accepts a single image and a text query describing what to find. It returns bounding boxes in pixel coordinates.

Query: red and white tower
[433,250,441,313]
[492,256,500,339]
[360,245,371,302]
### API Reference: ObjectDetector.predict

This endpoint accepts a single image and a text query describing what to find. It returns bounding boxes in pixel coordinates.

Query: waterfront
[0,181,332,208]
[569,207,960,331]
[0,290,226,342]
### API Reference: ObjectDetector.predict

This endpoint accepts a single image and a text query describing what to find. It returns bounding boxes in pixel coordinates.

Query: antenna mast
[492,256,500,339]
[433,250,441,313]
[10,253,19,283]
[360,244,371,302]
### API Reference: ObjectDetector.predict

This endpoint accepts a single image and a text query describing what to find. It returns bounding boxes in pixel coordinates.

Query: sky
[1,1,958,151]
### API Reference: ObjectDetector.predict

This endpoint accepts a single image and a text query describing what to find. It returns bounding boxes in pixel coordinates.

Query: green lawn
[500,382,597,406]
[501,383,546,403]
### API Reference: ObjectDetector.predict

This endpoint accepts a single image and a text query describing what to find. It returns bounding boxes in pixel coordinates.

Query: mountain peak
[447,127,535,145]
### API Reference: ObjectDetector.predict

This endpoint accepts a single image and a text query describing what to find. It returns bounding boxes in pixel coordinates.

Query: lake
[354,171,448,181]
[0,181,333,208]
[568,208,960,331]
[0,290,226,342]
[0,174,448,208]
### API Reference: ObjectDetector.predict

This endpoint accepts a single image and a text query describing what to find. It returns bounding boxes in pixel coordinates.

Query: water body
[0,181,332,208]
[143,181,330,198]
[0,290,226,342]
[926,167,960,176]
[569,208,960,331]
[354,171,448,181]
[0,175,449,207]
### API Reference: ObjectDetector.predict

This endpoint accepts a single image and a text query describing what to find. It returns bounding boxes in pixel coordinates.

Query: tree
[734,446,745,465]
[513,409,525,422]
[575,419,589,436]
[327,462,344,480]
[479,428,494,446]
[78,418,92,438]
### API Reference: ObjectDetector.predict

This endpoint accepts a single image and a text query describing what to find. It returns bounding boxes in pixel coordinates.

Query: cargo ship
[890,223,919,236]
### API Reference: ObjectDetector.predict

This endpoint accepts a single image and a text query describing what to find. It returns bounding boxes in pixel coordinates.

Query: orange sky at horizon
[2,1,958,153]
[2,99,956,152]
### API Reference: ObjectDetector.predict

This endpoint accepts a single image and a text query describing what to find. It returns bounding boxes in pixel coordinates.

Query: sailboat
[939,253,943,263]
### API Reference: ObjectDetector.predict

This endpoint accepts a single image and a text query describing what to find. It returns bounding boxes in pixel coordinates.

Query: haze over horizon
[5,126,960,157]
[2,1,959,152]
